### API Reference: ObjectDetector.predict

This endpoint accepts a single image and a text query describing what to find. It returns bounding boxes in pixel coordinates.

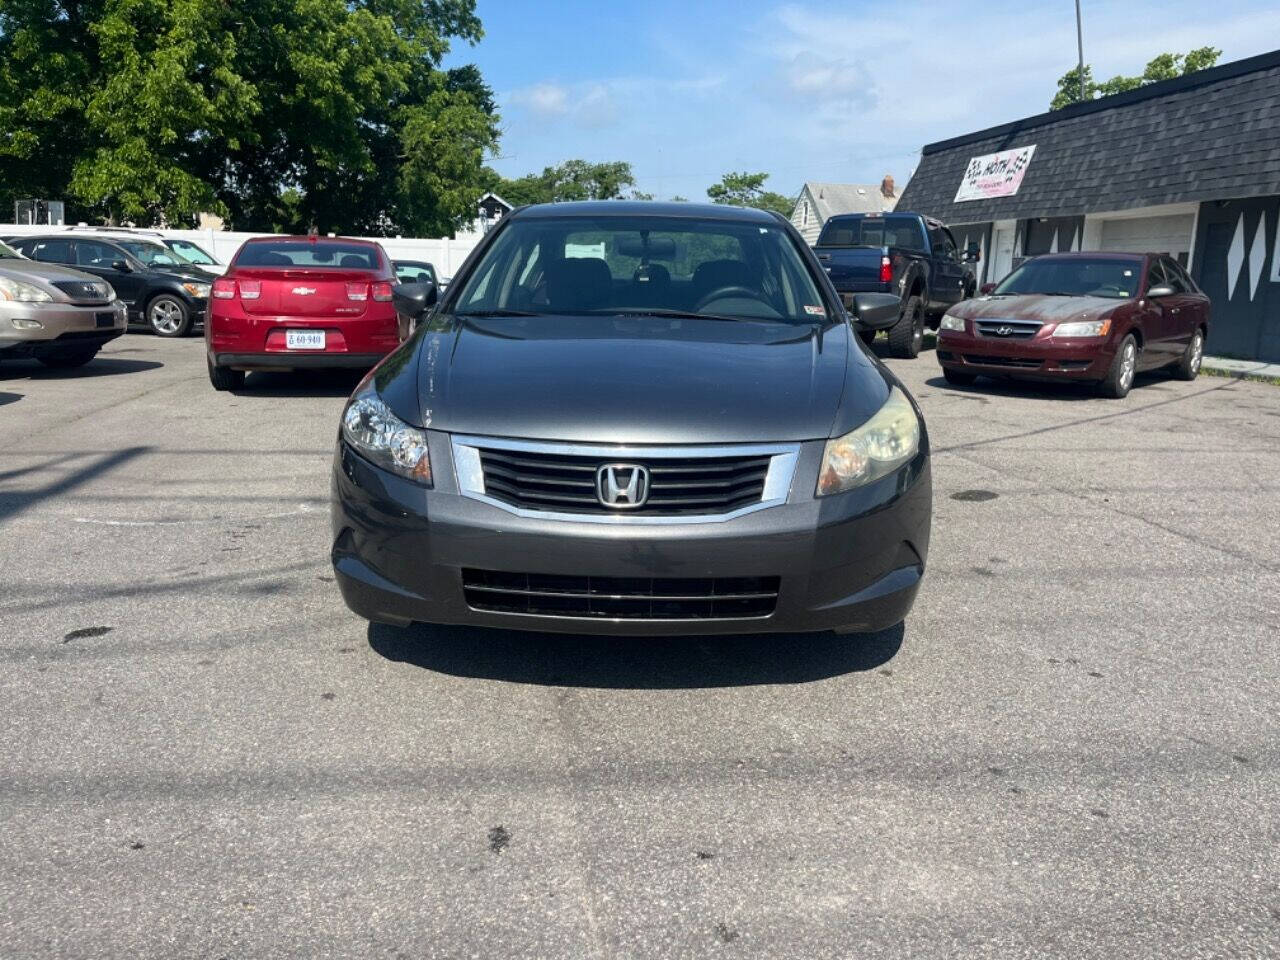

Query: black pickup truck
[815,212,978,358]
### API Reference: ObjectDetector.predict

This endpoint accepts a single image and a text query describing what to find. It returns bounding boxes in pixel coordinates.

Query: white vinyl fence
[0,224,484,277]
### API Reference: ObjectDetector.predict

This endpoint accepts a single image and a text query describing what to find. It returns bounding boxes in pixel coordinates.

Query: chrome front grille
[452,436,800,522]
[52,280,111,303]
[975,319,1042,339]
[463,569,780,620]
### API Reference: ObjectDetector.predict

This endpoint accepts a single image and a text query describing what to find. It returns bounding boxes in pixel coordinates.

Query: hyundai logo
[596,463,650,509]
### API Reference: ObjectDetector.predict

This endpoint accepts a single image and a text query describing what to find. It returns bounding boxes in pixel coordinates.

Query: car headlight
[181,281,211,298]
[101,282,116,301]
[1052,319,1110,338]
[939,313,965,331]
[817,385,920,496]
[341,384,432,485]
[0,276,54,302]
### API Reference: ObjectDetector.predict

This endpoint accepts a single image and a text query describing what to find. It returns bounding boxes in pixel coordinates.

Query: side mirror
[1146,284,1175,298]
[111,260,131,272]
[979,283,997,295]
[392,280,438,318]
[846,292,901,332]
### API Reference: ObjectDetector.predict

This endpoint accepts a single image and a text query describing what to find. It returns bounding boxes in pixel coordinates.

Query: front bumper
[937,330,1114,379]
[0,300,127,355]
[330,434,932,636]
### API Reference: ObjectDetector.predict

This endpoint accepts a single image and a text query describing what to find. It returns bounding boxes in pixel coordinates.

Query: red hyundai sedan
[206,236,401,390]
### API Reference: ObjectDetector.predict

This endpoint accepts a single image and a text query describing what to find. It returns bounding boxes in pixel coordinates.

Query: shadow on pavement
[0,358,163,380]
[367,620,903,689]
[0,446,150,524]
[0,391,20,407]
[235,369,365,398]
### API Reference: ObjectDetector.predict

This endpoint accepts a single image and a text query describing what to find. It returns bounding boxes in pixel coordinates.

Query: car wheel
[1098,334,1138,398]
[37,348,99,369]
[942,367,977,386]
[147,294,192,337]
[208,358,246,392]
[858,328,877,347]
[1172,328,1204,381]
[887,295,924,359]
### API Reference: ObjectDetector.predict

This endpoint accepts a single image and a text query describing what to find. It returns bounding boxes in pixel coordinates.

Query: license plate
[286,330,326,350]
[95,311,116,328]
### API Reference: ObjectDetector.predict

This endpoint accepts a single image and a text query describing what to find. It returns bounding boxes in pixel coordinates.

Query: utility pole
[1075,0,1086,103]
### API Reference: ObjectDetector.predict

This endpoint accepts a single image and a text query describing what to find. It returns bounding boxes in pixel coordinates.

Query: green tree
[494,159,639,206]
[1050,47,1222,110]
[706,171,794,216]
[0,0,499,234]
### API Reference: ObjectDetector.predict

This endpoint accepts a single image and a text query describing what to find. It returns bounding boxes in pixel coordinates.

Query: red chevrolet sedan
[936,252,1209,398]
[205,236,401,390]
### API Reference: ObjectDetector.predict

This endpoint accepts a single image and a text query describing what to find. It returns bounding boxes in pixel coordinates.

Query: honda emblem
[596,464,650,509]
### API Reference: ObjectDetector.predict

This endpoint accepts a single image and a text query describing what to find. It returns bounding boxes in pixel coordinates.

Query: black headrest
[244,250,292,266]
[545,257,612,312]
[340,254,367,268]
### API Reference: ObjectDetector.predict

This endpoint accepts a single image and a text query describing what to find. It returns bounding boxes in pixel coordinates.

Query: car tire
[887,295,924,359]
[208,358,245,392]
[1098,334,1138,398]
[942,367,977,386]
[1172,328,1204,381]
[147,294,193,337]
[37,348,99,369]
[858,328,878,347]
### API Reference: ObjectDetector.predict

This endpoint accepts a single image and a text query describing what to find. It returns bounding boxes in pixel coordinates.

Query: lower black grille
[52,280,111,304]
[477,447,772,516]
[463,569,780,620]
[963,355,1043,369]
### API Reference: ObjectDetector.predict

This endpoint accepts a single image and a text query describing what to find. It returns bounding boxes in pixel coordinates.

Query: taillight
[211,277,236,299]
[238,279,261,300]
[879,256,893,284]
[371,281,394,302]
[346,282,369,301]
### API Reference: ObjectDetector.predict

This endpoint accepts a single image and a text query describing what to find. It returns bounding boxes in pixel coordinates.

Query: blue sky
[446,0,1280,202]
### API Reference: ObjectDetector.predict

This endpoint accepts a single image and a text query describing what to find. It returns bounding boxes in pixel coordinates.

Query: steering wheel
[694,285,770,312]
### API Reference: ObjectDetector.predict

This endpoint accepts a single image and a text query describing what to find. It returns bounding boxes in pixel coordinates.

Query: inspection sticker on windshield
[286,330,326,350]
[804,305,826,317]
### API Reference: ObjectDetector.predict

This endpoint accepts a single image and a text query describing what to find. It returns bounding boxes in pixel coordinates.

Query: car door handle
[817,253,831,261]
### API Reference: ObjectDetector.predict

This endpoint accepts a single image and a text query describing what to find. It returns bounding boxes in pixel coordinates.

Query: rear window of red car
[236,241,382,270]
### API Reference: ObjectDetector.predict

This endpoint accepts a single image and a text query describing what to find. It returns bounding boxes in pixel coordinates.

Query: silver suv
[0,240,127,368]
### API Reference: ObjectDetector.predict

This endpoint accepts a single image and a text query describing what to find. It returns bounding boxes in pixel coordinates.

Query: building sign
[954,146,1037,203]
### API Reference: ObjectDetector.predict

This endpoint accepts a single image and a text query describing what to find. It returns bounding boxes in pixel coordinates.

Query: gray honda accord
[331,202,930,635]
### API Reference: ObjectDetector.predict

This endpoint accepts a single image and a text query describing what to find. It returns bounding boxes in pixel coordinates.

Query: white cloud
[510,82,570,117]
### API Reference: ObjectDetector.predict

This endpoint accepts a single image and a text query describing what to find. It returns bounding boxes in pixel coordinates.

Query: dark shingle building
[897,49,1280,362]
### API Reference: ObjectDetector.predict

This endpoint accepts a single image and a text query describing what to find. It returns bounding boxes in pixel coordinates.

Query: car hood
[155,264,219,282]
[0,260,105,285]
[952,294,1126,323]
[379,314,872,444]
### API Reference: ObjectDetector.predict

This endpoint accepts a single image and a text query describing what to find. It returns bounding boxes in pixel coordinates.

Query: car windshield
[396,261,437,283]
[817,215,925,251]
[236,241,382,269]
[994,257,1141,299]
[171,241,216,265]
[0,241,22,259]
[452,215,829,324]
[115,240,187,266]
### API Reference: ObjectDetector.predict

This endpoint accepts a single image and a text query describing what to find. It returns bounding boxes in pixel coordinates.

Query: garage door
[1099,214,1195,263]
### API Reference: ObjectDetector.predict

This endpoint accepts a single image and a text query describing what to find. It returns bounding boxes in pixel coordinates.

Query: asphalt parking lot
[2,336,1278,959]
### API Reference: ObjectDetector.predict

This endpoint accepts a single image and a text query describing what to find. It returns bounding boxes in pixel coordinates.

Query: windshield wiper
[454,308,539,318]
[581,308,777,324]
